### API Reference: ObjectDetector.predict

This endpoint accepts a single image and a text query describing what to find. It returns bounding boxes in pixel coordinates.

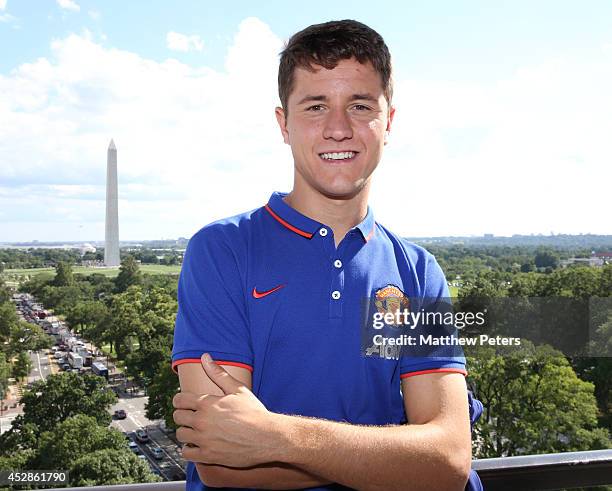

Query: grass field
[2,264,182,280]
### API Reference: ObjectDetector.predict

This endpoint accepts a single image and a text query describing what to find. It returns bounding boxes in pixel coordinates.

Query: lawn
[3,264,182,280]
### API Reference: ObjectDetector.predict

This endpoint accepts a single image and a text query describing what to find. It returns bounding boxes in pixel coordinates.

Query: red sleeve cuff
[171,358,254,374]
[400,368,467,379]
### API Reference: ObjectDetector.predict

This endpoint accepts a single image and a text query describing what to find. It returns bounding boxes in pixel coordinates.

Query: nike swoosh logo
[252,284,285,299]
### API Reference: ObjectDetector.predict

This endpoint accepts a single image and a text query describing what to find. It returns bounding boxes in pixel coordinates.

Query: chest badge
[374,284,410,326]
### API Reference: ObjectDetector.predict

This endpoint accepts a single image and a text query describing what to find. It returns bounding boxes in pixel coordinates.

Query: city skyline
[1,1,610,242]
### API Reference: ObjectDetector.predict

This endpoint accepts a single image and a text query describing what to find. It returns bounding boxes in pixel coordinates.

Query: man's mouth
[319,151,358,161]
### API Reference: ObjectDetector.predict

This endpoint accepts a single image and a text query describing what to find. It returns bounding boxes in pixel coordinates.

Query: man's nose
[322,108,353,140]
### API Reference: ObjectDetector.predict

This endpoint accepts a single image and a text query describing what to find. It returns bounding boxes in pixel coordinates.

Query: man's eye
[353,104,370,111]
[307,105,324,111]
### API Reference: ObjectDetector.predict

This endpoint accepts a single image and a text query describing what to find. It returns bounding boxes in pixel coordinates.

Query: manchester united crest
[374,284,410,327]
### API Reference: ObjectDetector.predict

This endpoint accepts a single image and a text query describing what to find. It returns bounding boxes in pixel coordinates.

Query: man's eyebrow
[296,93,380,105]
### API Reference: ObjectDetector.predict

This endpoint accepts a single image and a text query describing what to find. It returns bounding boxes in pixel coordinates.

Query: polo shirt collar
[355,205,376,242]
[265,191,376,243]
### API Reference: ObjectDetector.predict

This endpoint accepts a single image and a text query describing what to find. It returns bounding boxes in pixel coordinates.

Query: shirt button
[331,290,341,300]
[319,228,328,237]
[334,259,342,269]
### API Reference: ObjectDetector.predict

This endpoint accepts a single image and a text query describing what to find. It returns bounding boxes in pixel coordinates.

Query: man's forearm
[271,414,471,491]
[195,462,331,489]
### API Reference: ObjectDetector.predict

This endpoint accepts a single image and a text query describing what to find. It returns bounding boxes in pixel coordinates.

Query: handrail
[473,449,612,490]
[45,449,612,491]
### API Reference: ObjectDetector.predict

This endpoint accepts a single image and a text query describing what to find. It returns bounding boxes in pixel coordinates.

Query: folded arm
[175,359,471,490]
[176,361,331,489]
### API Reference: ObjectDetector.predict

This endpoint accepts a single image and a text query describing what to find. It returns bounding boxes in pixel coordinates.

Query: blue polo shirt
[172,191,469,491]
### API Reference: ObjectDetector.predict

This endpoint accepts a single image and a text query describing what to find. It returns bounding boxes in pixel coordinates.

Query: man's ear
[384,105,396,145]
[275,106,290,145]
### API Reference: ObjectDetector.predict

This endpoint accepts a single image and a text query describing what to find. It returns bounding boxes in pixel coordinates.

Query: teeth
[320,152,355,160]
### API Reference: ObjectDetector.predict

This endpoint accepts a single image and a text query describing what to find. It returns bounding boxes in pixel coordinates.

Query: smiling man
[171,19,482,491]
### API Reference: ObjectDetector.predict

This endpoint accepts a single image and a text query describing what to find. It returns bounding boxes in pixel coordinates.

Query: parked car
[128,441,140,453]
[151,447,164,460]
[135,429,149,443]
[114,409,127,419]
[60,363,70,371]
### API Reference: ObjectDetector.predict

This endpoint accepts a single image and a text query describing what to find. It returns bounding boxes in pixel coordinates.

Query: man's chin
[316,182,368,201]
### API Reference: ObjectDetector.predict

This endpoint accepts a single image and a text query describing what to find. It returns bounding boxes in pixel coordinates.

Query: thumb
[201,353,244,394]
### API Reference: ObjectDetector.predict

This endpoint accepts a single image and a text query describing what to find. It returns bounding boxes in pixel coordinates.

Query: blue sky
[1,0,611,241]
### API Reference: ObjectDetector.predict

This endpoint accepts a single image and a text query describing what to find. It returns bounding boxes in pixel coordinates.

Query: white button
[319,228,328,237]
[334,259,342,268]
[331,290,341,300]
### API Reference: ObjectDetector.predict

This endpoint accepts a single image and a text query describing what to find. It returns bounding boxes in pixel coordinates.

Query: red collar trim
[364,223,376,242]
[264,204,314,239]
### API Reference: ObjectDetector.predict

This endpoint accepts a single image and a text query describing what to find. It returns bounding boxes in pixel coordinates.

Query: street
[110,394,186,480]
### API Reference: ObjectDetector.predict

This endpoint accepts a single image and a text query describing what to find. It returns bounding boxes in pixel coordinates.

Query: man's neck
[283,184,369,248]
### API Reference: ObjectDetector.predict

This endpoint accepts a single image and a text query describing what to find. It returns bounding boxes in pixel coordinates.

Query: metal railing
[473,449,612,490]
[46,449,612,491]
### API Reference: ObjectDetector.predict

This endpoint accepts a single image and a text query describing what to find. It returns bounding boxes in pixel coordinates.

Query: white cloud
[0,18,286,241]
[0,0,16,24]
[0,18,610,241]
[56,0,79,12]
[372,54,612,237]
[88,10,100,20]
[166,31,204,52]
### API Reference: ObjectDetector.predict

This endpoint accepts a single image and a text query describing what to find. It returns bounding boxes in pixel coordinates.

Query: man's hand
[173,353,281,468]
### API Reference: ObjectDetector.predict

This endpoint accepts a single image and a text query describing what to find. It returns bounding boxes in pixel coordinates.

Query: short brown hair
[278,20,393,116]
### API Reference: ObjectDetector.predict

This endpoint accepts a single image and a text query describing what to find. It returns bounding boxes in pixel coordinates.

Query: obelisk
[104,139,120,267]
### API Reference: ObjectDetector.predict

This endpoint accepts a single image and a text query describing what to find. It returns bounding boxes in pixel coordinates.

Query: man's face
[275,57,395,200]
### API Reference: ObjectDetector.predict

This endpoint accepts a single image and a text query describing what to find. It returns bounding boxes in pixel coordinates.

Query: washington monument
[104,139,120,267]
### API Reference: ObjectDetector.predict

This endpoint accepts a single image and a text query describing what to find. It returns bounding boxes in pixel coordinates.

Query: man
[172,19,482,491]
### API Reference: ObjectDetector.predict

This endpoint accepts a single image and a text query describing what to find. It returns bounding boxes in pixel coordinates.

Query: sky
[0,0,611,242]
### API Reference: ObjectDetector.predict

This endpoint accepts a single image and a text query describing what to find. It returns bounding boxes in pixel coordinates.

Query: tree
[66,301,109,337]
[0,449,31,472]
[534,249,559,269]
[0,353,10,401]
[0,416,39,456]
[599,264,612,297]
[31,414,158,485]
[19,273,53,299]
[4,321,51,359]
[467,342,610,458]
[0,278,9,303]
[114,256,143,293]
[104,287,144,358]
[0,302,19,340]
[20,372,116,434]
[12,351,32,382]
[34,414,124,466]
[70,448,159,486]
[53,261,74,287]
[146,362,180,429]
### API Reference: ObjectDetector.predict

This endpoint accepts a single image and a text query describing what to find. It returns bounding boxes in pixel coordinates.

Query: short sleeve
[171,225,253,373]
[399,250,467,379]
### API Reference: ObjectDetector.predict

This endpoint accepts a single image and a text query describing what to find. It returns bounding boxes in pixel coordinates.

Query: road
[28,349,53,383]
[2,347,187,481]
[110,394,186,480]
